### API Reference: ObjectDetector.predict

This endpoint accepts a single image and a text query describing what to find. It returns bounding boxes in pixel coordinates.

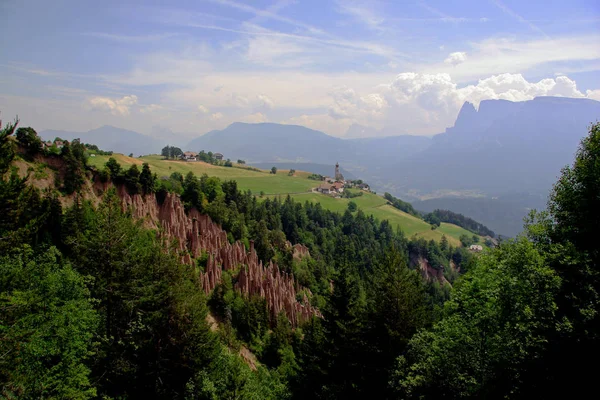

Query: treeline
[385,191,494,237]
[384,192,420,217]
[160,144,183,159]
[85,143,113,155]
[427,208,495,237]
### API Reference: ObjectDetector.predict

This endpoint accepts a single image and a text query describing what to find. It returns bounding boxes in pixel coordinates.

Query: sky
[1,0,599,139]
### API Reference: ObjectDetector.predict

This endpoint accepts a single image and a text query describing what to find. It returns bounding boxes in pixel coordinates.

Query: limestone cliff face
[115,187,319,327]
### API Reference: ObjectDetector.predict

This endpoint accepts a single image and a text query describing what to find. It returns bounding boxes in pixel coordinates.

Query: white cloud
[283,113,352,135]
[586,89,600,101]
[140,104,163,113]
[198,104,210,113]
[444,52,467,66]
[87,94,138,116]
[211,112,224,120]
[256,94,275,111]
[242,112,268,123]
[421,35,600,83]
[458,73,585,104]
[245,35,313,67]
[367,72,597,134]
[230,93,250,108]
[335,0,386,32]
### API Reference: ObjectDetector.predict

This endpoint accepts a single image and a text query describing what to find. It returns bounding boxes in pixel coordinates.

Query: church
[334,162,344,181]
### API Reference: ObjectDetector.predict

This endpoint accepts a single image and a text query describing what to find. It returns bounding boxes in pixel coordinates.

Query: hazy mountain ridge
[186,122,432,168]
[40,125,163,157]
[386,96,600,196]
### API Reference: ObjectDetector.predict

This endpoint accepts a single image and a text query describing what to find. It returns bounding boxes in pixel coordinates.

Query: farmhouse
[317,183,335,194]
[469,244,483,252]
[182,151,198,161]
[358,183,370,191]
[332,182,344,193]
[214,152,224,161]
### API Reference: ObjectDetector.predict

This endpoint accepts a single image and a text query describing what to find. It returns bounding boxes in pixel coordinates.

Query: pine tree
[139,162,155,195]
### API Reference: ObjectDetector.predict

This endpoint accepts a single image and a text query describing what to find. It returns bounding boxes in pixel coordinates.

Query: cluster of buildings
[315,162,370,195]
[181,151,224,162]
[42,139,65,149]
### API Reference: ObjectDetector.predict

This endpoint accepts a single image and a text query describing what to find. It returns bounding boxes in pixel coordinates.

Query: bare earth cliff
[102,182,319,327]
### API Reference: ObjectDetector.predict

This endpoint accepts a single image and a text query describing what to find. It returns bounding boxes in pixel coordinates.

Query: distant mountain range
[40,125,164,157]
[383,96,600,196]
[41,96,600,237]
[186,122,432,170]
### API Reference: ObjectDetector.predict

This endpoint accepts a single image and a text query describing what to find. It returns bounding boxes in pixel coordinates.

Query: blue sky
[1,0,599,138]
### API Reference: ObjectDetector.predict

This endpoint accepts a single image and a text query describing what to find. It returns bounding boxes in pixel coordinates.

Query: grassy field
[89,154,481,245]
[88,154,316,194]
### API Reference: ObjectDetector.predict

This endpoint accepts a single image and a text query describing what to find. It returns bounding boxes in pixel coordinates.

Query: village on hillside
[313,162,370,196]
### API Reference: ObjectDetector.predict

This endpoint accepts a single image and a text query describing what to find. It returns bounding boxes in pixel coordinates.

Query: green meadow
[89,154,480,246]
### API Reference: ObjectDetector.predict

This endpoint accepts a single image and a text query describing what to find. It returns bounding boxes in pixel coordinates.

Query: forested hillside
[2,118,600,398]
[0,118,469,398]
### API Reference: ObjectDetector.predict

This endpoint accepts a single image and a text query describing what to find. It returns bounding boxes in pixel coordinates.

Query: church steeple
[334,162,344,181]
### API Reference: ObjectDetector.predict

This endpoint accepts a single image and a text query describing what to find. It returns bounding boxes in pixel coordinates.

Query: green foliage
[519,121,600,396]
[430,208,495,237]
[105,156,121,179]
[424,212,441,228]
[224,159,233,167]
[15,127,42,156]
[84,143,112,155]
[270,166,278,174]
[459,233,475,247]
[393,238,560,398]
[156,172,184,197]
[347,200,357,212]
[67,189,220,398]
[307,173,324,181]
[139,162,156,194]
[181,172,206,211]
[0,173,62,252]
[124,164,141,194]
[0,246,99,399]
[0,117,18,174]
[384,192,420,217]
[341,189,363,198]
[161,145,183,159]
[186,347,290,399]
[361,245,431,397]
[61,140,88,194]
[237,159,246,164]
